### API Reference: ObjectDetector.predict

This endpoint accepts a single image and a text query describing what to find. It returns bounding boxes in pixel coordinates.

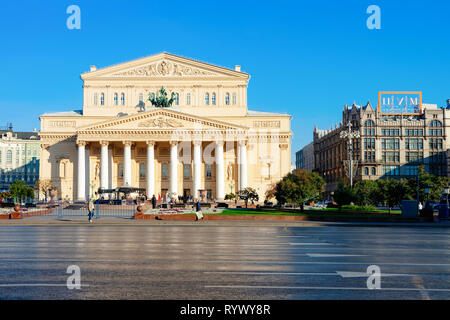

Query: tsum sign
[378,91,422,115]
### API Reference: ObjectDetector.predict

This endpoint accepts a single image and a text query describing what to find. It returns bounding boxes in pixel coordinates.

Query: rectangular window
[403,165,418,176]
[118,164,124,178]
[429,138,443,150]
[206,164,212,178]
[382,152,399,163]
[381,138,399,150]
[162,163,168,179]
[382,165,399,176]
[183,164,191,179]
[405,138,423,150]
[406,152,423,163]
[429,129,442,136]
[139,163,146,178]
[364,138,375,149]
[186,93,191,105]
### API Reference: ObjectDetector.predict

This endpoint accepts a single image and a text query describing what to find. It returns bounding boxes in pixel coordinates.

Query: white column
[236,142,241,192]
[215,141,225,200]
[108,148,113,189]
[85,147,90,200]
[123,141,132,187]
[170,141,178,196]
[146,141,155,197]
[193,141,202,199]
[77,141,86,201]
[100,141,109,190]
[239,140,248,190]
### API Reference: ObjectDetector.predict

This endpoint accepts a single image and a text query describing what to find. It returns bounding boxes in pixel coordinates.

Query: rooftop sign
[378,91,422,115]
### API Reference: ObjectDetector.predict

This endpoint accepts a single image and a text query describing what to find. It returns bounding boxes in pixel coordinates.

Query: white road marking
[204,285,450,292]
[0,283,90,287]
[307,254,366,258]
[337,271,414,278]
[203,260,450,267]
[203,271,337,276]
[290,243,333,246]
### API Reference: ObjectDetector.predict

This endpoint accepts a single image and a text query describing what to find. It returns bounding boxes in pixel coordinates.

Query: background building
[295,142,314,171]
[0,124,40,191]
[313,101,449,197]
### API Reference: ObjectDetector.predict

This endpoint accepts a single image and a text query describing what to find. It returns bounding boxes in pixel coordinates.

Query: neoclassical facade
[39,53,292,201]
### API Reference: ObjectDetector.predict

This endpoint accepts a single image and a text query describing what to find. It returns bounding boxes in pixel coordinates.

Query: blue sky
[0,0,449,163]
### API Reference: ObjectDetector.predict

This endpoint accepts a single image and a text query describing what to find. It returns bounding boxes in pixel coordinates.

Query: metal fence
[2,199,136,219]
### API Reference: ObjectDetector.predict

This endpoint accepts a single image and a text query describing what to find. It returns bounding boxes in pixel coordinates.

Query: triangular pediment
[81,52,249,80]
[77,108,248,132]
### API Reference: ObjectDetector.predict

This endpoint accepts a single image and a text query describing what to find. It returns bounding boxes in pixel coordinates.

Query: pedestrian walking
[151,194,157,209]
[195,198,203,221]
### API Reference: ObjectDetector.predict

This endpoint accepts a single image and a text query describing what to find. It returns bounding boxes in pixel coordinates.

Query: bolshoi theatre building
[39,53,292,201]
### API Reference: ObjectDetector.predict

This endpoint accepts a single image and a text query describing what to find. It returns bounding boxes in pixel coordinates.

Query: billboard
[378,91,422,115]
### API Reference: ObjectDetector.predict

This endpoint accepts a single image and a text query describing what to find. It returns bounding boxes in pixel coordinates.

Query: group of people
[86,193,204,223]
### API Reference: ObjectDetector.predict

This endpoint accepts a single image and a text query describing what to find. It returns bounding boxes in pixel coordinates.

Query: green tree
[238,187,259,208]
[333,181,355,209]
[224,193,236,201]
[377,178,406,214]
[404,166,448,202]
[148,87,176,108]
[353,180,381,206]
[274,169,325,211]
[9,180,34,201]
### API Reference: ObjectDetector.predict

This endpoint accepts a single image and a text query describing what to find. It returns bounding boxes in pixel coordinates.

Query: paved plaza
[0,221,449,299]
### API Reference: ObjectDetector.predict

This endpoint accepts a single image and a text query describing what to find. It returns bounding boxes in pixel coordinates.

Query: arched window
[212,93,216,105]
[371,167,376,175]
[120,93,125,105]
[100,93,105,106]
[430,120,442,127]
[364,120,375,127]
[93,93,98,106]
[6,150,12,164]
[225,93,230,105]
[186,93,191,105]
[113,93,118,106]
[175,93,179,106]
[232,93,237,105]
[364,167,369,175]
[205,93,210,105]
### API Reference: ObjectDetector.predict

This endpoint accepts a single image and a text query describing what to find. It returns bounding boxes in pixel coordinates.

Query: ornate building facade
[313,101,449,196]
[39,53,292,201]
[0,125,40,191]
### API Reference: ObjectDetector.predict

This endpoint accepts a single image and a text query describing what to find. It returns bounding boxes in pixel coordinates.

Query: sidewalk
[0,215,449,228]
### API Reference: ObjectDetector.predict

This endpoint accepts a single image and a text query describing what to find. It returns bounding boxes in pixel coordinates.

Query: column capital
[170,140,178,147]
[146,141,155,147]
[41,143,50,150]
[77,141,87,147]
[238,140,247,147]
[215,140,224,147]
[123,140,132,147]
[193,140,202,147]
[100,140,109,147]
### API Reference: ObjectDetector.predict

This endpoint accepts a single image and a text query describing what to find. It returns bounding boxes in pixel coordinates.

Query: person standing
[88,197,95,223]
[151,195,157,209]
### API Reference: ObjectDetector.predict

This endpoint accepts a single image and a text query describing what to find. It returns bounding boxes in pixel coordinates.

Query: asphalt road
[0,223,449,300]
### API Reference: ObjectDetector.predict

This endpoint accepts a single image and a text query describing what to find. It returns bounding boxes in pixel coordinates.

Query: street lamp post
[339,121,360,187]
